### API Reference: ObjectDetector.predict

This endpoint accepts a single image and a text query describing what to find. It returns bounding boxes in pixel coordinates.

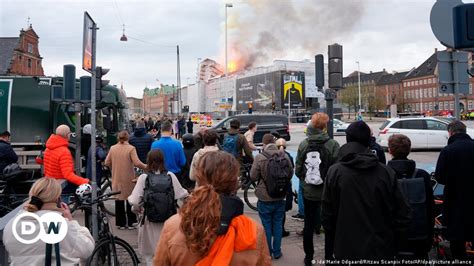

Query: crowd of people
[1,111,473,265]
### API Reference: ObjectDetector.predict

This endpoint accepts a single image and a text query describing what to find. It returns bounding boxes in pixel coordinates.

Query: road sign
[82,12,95,73]
[437,50,470,95]
[430,0,463,48]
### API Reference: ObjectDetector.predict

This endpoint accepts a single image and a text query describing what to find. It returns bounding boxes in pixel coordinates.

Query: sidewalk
[74,199,325,265]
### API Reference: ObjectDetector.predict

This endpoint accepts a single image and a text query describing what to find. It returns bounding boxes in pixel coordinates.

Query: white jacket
[2,209,94,266]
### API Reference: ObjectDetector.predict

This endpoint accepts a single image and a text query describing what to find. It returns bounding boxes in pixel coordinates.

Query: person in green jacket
[295,112,340,266]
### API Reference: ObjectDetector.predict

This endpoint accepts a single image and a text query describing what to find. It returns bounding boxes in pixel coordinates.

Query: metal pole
[453,51,460,119]
[177,45,181,115]
[225,5,228,76]
[288,75,291,124]
[90,23,98,241]
[74,103,82,175]
[420,87,423,114]
[357,61,361,118]
[326,90,334,139]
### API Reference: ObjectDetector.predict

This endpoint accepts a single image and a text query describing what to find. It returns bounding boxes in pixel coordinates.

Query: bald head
[276,138,286,149]
[56,125,71,139]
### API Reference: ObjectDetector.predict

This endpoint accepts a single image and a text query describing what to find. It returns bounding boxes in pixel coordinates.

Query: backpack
[303,139,331,186]
[143,172,177,223]
[262,151,291,198]
[222,134,239,157]
[396,169,429,240]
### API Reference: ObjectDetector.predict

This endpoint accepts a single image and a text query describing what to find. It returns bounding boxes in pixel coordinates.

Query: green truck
[0,76,129,172]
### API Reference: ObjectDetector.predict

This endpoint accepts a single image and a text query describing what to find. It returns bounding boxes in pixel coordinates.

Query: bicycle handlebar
[76,191,121,208]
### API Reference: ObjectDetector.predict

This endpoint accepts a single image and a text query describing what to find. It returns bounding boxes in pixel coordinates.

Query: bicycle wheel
[243,181,258,211]
[99,180,115,217]
[87,237,139,266]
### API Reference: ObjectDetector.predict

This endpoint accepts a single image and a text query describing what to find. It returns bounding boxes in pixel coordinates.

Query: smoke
[225,0,367,70]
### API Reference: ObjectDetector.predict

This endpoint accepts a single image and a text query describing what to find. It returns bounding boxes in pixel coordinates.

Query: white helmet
[76,183,91,198]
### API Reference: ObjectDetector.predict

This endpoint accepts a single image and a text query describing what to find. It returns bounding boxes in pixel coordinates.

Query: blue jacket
[129,128,153,164]
[86,145,107,184]
[151,136,186,174]
[0,140,18,174]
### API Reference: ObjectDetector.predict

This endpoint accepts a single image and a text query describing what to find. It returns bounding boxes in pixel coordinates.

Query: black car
[213,114,290,144]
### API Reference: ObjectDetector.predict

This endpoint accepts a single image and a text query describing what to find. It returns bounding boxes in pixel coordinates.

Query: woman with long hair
[128,149,188,265]
[3,177,94,265]
[105,130,147,229]
[154,151,271,265]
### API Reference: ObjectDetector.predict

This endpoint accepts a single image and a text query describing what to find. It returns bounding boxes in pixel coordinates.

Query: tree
[339,85,359,120]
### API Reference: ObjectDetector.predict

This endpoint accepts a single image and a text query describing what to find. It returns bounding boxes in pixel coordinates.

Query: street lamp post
[356,61,361,120]
[225,3,233,76]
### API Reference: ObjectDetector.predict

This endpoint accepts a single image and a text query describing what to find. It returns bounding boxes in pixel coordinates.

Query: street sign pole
[452,51,460,119]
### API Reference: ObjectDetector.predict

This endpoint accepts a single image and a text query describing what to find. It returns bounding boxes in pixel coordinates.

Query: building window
[450,101,454,110]
[428,88,432,98]
[468,100,473,109]
[28,43,33,54]
[27,59,32,68]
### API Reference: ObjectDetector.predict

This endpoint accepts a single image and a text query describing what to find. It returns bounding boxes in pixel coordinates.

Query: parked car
[377,117,474,149]
[212,114,290,144]
[304,118,349,135]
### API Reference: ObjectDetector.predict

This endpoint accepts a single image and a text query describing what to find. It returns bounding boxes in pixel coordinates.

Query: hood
[338,142,379,169]
[263,143,278,152]
[306,127,330,143]
[217,194,244,235]
[448,132,472,145]
[133,127,146,137]
[387,159,416,178]
[46,134,69,150]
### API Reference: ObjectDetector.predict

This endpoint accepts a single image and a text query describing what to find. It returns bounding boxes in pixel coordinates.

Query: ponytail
[179,185,221,256]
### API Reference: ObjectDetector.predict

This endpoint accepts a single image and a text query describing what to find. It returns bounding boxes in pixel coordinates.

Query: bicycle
[240,163,258,211]
[68,167,115,217]
[73,190,140,266]
[0,171,33,217]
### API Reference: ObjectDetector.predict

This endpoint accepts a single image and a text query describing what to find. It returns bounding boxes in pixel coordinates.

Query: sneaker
[291,213,305,221]
[282,230,290,237]
[274,253,283,260]
[118,226,127,230]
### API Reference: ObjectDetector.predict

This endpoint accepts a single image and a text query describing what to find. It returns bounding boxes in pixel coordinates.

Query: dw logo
[12,212,68,244]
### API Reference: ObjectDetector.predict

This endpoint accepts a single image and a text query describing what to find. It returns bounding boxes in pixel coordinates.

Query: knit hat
[345,121,371,147]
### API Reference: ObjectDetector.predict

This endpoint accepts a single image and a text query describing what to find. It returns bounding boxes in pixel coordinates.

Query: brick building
[0,25,44,76]
[142,85,178,115]
[340,70,387,114]
[375,71,411,113]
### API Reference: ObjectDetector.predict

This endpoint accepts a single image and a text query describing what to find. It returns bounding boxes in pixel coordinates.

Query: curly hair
[179,151,240,256]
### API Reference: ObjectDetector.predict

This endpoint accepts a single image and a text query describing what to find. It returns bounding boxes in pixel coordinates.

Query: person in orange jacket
[43,125,89,198]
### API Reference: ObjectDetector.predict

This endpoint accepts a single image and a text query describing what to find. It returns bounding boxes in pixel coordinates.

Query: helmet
[76,183,92,198]
[2,163,21,176]
[182,133,194,146]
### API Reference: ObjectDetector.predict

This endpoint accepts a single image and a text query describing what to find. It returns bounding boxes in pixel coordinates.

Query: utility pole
[177,45,181,115]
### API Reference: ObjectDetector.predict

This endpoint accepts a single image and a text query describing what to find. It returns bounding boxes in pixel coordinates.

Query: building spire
[27,17,30,28]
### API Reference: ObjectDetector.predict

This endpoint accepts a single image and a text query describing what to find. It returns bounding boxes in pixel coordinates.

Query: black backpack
[396,169,429,240]
[262,151,291,198]
[302,139,331,185]
[143,172,177,223]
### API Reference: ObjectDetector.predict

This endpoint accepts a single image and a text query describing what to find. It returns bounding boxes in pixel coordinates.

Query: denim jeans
[257,200,285,257]
[298,181,305,216]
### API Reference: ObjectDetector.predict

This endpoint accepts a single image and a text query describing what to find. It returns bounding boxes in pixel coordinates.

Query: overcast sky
[0,0,460,98]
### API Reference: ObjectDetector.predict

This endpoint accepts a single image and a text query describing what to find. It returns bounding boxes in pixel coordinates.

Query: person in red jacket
[43,125,89,198]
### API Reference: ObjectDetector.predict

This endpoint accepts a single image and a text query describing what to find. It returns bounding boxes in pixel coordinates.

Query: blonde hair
[117,131,129,143]
[311,112,329,130]
[25,177,62,212]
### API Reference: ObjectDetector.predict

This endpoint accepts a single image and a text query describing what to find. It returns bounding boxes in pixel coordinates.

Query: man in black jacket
[321,121,411,262]
[129,121,153,164]
[0,131,18,174]
[387,134,433,259]
[435,120,474,259]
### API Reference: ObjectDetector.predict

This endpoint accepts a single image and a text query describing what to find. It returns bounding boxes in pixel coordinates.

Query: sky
[0,0,462,98]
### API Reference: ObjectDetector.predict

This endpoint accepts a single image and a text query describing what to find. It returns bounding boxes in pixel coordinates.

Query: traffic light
[315,54,324,90]
[328,44,343,90]
[63,64,76,101]
[80,76,91,102]
[95,66,110,102]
